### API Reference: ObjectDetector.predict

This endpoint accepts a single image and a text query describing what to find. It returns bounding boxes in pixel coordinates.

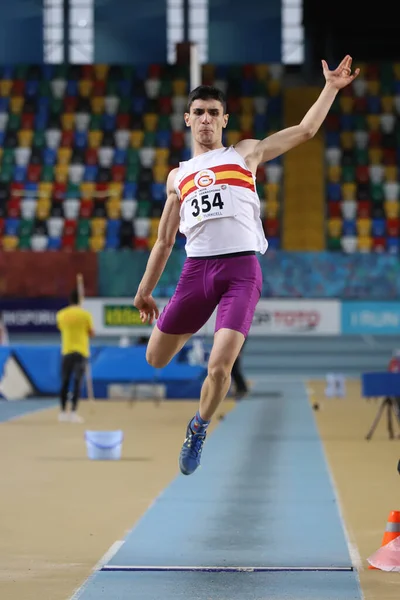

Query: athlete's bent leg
[146,325,192,369]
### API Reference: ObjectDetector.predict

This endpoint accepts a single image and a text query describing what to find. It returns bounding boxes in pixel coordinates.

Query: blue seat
[13,166,27,183]
[102,114,116,131]
[84,166,98,182]
[132,96,146,114]
[267,96,282,116]
[43,148,57,166]
[24,183,39,197]
[326,131,341,147]
[66,80,78,96]
[156,130,171,147]
[2,65,14,79]
[372,218,386,237]
[180,147,192,162]
[25,80,39,97]
[35,113,48,130]
[342,219,357,236]
[135,65,148,80]
[114,149,127,165]
[74,131,88,149]
[0,131,5,147]
[254,113,267,131]
[123,182,138,199]
[105,236,119,250]
[48,237,61,250]
[215,65,228,79]
[387,237,400,254]
[151,182,166,202]
[5,218,20,236]
[174,235,186,249]
[0,98,9,112]
[107,219,121,237]
[327,182,342,201]
[367,95,381,114]
[340,114,355,131]
[241,80,255,96]
[41,65,54,80]
[266,237,280,250]
[118,80,131,97]
[37,97,50,110]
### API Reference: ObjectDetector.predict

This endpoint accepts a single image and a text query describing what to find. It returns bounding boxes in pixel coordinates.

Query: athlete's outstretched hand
[133,293,159,325]
[322,55,360,90]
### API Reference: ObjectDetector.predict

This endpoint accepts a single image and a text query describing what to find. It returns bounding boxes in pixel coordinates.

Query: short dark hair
[70,290,80,305]
[186,85,226,113]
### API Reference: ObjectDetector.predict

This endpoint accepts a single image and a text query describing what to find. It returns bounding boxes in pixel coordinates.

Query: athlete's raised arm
[235,55,360,170]
[133,168,180,324]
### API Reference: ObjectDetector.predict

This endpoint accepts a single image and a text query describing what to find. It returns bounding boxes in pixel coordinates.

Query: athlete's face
[184,99,229,147]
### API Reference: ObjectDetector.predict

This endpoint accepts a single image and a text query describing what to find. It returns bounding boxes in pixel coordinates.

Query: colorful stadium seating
[325,61,400,254]
[0,63,283,252]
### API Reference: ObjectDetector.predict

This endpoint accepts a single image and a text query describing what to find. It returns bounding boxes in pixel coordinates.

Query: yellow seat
[80,182,95,199]
[267,79,281,97]
[226,131,242,146]
[265,199,279,219]
[148,235,158,250]
[94,64,109,80]
[61,113,75,131]
[342,182,356,200]
[357,235,372,252]
[240,97,254,114]
[339,96,354,113]
[91,217,107,236]
[106,200,121,219]
[54,164,69,183]
[91,97,105,114]
[38,182,53,199]
[108,182,123,200]
[367,115,380,131]
[327,165,341,183]
[88,130,103,149]
[239,114,254,132]
[2,236,19,251]
[0,148,3,163]
[36,201,51,220]
[18,129,33,147]
[381,96,394,113]
[89,235,105,252]
[150,218,160,237]
[394,63,400,80]
[202,64,215,80]
[368,148,383,164]
[385,201,399,218]
[10,96,24,114]
[57,147,72,165]
[79,79,93,97]
[143,113,158,132]
[366,80,380,95]
[0,80,12,97]
[153,164,169,184]
[154,148,170,164]
[172,79,187,96]
[385,166,398,182]
[264,183,280,203]
[130,130,144,149]
[340,131,354,150]
[356,217,372,236]
[328,218,342,237]
[254,64,269,80]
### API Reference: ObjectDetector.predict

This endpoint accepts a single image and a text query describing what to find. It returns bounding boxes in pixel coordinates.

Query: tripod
[365,396,400,441]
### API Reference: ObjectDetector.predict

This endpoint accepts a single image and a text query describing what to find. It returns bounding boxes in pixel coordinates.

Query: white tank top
[174,146,268,257]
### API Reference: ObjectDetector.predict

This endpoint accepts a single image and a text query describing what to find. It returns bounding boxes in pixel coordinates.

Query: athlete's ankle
[190,411,210,433]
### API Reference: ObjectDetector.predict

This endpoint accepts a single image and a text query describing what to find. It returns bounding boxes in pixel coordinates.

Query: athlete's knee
[146,347,169,369]
[208,362,231,385]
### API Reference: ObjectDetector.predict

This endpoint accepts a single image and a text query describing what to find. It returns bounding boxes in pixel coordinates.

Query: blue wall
[208,0,281,63]
[95,0,167,63]
[0,1,43,63]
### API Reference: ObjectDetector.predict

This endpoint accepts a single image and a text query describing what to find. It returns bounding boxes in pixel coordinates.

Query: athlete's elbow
[300,123,317,140]
[157,236,175,251]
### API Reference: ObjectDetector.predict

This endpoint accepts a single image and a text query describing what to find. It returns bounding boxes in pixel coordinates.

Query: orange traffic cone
[368,510,400,570]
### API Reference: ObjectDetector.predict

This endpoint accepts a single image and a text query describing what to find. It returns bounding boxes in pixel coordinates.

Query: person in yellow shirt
[56,290,95,422]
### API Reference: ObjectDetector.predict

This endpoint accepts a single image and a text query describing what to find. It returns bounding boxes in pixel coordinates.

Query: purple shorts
[157,254,262,337]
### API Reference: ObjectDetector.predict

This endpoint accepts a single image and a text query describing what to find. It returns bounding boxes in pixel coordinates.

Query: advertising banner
[0,299,67,333]
[341,302,400,335]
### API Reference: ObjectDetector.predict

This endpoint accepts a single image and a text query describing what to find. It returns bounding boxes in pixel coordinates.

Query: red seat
[383,148,396,165]
[369,131,382,147]
[10,182,24,200]
[61,130,74,147]
[325,114,340,131]
[64,219,77,236]
[0,218,4,235]
[243,64,255,79]
[64,96,78,112]
[12,80,25,95]
[61,233,75,251]
[7,198,21,218]
[264,218,280,238]
[256,166,266,183]
[21,113,35,129]
[227,97,241,113]
[354,97,368,113]
[149,64,162,78]
[171,131,185,151]
[116,113,131,129]
[355,166,369,184]
[92,80,106,95]
[240,130,254,141]
[80,200,93,218]
[387,218,400,237]
[81,65,94,79]
[53,182,67,201]
[372,236,386,252]
[111,165,126,182]
[27,164,42,183]
[328,202,342,218]
[85,148,98,166]
[158,97,172,115]
[357,200,372,218]
[134,237,149,250]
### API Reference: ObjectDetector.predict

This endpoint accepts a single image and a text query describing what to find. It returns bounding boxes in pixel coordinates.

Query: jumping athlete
[133,55,359,475]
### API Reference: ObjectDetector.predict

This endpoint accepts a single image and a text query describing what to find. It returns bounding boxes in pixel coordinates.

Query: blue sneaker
[179,421,207,475]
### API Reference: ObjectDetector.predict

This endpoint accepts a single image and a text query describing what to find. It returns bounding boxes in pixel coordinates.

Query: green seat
[119,97,131,112]
[254,81,267,96]
[76,234,90,251]
[14,64,28,79]
[143,132,156,147]
[354,148,368,166]
[127,148,140,165]
[268,115,282,131]
[50,98,63,114]
[90,114,102,130]
[159,80,172,96]
[33,130,46,149]
[2,149,14,166]
[67,183,80,198]
[106,80,118,95]
[342,165,356,182]
[137,200,151,217]
[19,219,34,237]
[18,234,31,250]
[126,164,140,182]
[354,115,367,130]
[227,114,240,130]
[327,236,341,251]
[8,114,21,131]
[54,65,68,78]
[121,66,134,80]
[77,219,91,236]
[158,115,171,130]
[256,182,265,199]
[370,183,384,203]
[41,165,54,182]
[0,164,13,183]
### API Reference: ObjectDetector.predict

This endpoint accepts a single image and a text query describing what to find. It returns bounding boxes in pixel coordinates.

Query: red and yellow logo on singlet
[178,164,255,204]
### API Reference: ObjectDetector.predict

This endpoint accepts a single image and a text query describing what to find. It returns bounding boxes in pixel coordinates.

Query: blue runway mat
[0,399,57,422]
